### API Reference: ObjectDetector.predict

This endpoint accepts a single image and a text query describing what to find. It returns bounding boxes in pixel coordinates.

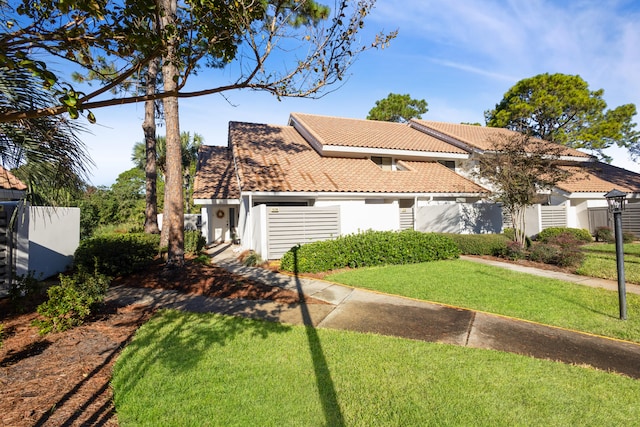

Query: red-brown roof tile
[0,166,26,191]
[290,113,468,155]
[225,121,487,195]
[193,146,240,199]
[412,120,592,159]
[556,163,640,194]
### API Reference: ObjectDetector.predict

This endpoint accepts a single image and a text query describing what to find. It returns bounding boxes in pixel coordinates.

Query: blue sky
[80,0,640,186]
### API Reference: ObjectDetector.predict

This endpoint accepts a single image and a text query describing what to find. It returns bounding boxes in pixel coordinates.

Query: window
[371,156,393,170]
[438,160,456,170]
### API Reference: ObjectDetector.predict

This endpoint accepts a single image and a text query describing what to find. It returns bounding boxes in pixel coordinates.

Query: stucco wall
[315,199,399,235]
[28,206,80,279]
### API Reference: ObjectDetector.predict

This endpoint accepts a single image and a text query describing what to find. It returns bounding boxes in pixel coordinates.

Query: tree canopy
[475,133,570,246]
[484,73,639,160]
[367,93,428,123]
[0,0,396,123]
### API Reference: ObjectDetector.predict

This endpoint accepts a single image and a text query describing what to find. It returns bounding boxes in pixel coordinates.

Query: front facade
[194,113,640,259]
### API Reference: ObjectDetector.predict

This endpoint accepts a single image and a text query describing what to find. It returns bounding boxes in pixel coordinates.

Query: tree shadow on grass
[292,246,345,427]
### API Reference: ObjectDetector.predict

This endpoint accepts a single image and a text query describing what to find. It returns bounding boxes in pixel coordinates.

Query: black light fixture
[604,188,627,320]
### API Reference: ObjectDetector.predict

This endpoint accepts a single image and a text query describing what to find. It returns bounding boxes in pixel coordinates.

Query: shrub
[528,243,559,264]
[280,230,460,273]
[537,227,592,244]
[74,232,161,277]
[529,234,585,268]
[594,226,614,243]
[443,233,509,256]
[502,228,532,248]
[239,250,263,267]
[184,230,206,255]
[623,231,636,244]
[498,240,527,261]
[33,270,110,334]
[8,271,43,312]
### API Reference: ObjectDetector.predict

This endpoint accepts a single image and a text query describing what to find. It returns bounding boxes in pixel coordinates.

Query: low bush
[502,228,532,248]
[184,230,206,255]
[537,227,592,244]
[623,231,636,244]
[280,230,460,273]
[33,270,110,334]
[594,226,614,243]
[443,233,509,256]
[74,233,161,277]
[498,240,528,261]
[8,271,43,312]
[239,250,263,267]
[529,234,585,268]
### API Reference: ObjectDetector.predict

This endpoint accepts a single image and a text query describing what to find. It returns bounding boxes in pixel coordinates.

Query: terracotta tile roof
[222,121,487,195]
[556,162,640,194]
[290,113,468,155]
[412,120,592,159]
[0,166,26,191]
[193,146,240,199]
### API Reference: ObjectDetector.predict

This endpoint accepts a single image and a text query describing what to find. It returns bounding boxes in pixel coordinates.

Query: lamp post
[604,189,627,320]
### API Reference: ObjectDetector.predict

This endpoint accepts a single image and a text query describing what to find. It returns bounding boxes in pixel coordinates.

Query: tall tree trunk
[160,0,184,267]
[142,57,160,235]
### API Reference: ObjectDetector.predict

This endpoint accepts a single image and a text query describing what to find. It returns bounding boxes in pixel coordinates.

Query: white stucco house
[193,113,640,259]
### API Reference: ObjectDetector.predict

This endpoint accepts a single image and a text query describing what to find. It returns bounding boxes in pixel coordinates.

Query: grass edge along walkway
[325,259,640,343]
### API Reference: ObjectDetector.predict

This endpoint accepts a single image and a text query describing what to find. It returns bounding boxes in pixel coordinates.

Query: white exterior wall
[250,204,268,256]
[28,207,79,279]
[238,196,251,248]
[200,207,212,243]
[315,199,399,235]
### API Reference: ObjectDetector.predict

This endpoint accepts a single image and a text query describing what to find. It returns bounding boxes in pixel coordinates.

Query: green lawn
[326,259,640,342]
[579,243,640,284]
[113,310,640,427]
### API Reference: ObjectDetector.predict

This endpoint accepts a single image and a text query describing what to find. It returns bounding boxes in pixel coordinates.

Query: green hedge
[74,233,161,277]
[442,233,509,256]
[279,230,460,273]
[536,227,593,244]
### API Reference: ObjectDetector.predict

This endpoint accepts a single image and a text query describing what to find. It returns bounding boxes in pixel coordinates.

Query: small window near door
[371,156,393,170]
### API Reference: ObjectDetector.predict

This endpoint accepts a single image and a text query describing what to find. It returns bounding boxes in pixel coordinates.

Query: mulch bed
[0,258,315,427]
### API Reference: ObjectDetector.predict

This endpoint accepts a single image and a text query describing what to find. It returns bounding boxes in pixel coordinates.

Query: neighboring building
[194,113,640,259]
[0,167,80,296]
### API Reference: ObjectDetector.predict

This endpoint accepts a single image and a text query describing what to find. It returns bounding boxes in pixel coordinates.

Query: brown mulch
[0,258,316,427]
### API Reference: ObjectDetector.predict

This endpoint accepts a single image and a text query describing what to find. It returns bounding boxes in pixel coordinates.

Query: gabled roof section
[556,162,640,194]
[193,146,240,200]
[0,166,26,191]
[224,121,488,195]
[411,119,593,161]
[289,113,468,159]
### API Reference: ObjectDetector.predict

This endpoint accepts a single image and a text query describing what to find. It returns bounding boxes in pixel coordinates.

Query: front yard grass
[113,310,640,427]
[326,259,640,342]
[578,243,640,284]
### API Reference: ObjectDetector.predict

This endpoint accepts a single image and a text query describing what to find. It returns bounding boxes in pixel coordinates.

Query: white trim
[246,190,488,198]
[322,144,469,160]
[194,198,241,205]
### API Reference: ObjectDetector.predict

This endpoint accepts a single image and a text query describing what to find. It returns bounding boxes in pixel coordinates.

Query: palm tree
[131,131,202,226]
[0,66,92,205]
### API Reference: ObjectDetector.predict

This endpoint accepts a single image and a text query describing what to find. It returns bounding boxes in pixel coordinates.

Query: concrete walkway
[108,245,640,379]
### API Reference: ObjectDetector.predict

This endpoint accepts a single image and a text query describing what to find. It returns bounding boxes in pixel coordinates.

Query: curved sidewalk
[203,246,640,379]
